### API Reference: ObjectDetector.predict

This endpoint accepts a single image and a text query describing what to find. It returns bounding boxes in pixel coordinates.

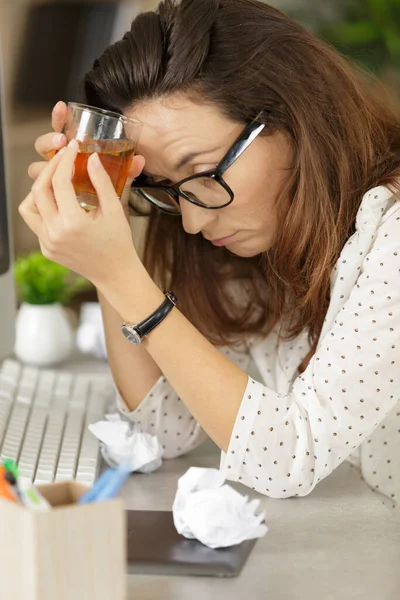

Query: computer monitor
[0,46,16,361]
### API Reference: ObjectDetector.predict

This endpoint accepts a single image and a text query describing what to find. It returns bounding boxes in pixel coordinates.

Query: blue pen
[79,458,132,504]
[78,468,116,504]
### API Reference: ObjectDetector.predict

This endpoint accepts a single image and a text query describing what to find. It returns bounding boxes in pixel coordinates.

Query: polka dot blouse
[117,185,400,513]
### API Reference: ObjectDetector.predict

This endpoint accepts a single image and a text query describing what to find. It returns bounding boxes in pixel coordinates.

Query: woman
[22,0,400,510]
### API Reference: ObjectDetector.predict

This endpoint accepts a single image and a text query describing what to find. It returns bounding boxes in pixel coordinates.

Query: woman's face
[127,95,293,258]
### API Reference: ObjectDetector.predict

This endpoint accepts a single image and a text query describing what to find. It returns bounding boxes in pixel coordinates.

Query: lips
[208,232,237,246]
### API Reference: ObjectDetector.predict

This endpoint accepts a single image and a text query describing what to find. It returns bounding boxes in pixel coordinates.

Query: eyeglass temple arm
[215,114,266,177]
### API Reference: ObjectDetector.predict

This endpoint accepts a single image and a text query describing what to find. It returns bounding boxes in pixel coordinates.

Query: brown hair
[84,0,400,347]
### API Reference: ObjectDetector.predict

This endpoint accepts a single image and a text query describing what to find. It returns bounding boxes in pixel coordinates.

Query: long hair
[84,0,400,347]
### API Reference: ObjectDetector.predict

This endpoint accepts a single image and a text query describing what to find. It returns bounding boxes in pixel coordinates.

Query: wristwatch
[120,290,177,345]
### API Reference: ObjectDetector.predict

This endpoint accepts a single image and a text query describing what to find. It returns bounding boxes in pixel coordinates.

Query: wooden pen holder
[0,481,126,600]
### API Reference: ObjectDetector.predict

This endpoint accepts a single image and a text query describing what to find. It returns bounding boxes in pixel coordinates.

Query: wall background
[0,0,159,255]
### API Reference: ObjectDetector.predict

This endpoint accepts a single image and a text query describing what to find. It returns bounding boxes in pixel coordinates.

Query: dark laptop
[126,510,258,578]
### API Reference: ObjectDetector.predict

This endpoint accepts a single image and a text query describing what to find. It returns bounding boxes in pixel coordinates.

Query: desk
[122,441,400,600]
[66,355,400,600]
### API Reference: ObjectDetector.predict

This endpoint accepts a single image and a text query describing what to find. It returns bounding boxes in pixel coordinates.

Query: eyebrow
[174,147,221,171]
[143,146,222,179]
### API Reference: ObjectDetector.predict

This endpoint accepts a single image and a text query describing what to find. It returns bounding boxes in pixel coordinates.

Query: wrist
[98,262,165,324]
[121,291,177,345]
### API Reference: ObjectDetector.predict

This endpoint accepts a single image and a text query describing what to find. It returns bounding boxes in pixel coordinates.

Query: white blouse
[117,185,400,514]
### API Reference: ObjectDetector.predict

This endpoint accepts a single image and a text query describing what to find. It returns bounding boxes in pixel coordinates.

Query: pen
[17,478,51,511]
[3,458,19,480]
[1,460,50,510]
[79,458,132,504]
[4,471,23,503]
[0,466,17,503]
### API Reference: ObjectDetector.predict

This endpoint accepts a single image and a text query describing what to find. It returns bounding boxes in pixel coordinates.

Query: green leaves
[14,252,88,305]
[287,0,400,75]
[384,26,400,60]
[324,21,381,46]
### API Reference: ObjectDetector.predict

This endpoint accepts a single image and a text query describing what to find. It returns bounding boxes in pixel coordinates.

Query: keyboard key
[18,406,48,480]
[1,404,30,462]
[55,408,86,482]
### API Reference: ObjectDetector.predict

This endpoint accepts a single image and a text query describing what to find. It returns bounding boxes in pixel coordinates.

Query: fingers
[33,101,67,161]
[18,191,43,238]
[51,101,68,133]
[50,139,82,218]
[129,154,145,181]
[34,132,67,160]
[31,149,67,221]
[87,152,119,214]
[28,161,47,181]
[120,155,145,207]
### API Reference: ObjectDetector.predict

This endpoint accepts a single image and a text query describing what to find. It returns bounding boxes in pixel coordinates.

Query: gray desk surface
[121,440,400,600]
[65,354,400,600]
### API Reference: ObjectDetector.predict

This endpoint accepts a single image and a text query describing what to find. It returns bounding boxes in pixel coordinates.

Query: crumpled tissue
[76,302,107,359]
[89,413,163,473]
[172,467,268,549]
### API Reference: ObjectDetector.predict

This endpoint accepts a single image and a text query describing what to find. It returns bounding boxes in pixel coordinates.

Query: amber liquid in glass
[72,139,135,210]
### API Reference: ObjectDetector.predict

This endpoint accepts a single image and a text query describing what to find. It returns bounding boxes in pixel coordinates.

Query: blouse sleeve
[116,376,207,458]
[116,344,251,459]
[220,203,400,498]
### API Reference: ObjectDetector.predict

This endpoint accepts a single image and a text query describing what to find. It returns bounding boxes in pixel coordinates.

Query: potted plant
[14,252,87,366]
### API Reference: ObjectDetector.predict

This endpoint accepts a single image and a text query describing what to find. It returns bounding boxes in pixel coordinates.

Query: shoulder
[355,184,400,236]
[370,196,400,253]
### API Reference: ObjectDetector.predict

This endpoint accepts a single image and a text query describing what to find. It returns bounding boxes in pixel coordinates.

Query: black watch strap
[135,291,177,339]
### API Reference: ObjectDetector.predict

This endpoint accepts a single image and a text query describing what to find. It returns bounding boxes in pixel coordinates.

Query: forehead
[125,95,241,156]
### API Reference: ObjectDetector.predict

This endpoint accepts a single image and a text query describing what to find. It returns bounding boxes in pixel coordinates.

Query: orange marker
[0,466,17,503]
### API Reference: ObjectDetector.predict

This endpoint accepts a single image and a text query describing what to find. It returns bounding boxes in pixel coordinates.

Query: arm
[99,290,209,458]
[220,199,400,496]
[103,263,249,452]
[28,105,180,414]
[114,342,251,458]
[26,110,246,452]
[98,290,162,408]
[26,105,206,454]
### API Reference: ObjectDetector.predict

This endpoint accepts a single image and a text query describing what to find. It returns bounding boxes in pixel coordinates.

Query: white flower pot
[14,302,75,367]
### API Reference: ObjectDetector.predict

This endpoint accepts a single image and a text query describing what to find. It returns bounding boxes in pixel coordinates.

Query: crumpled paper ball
[173,467,268,549]
[89,414,163,473]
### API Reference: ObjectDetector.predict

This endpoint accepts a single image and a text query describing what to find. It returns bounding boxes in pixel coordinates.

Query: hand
[28,100,145,218]
[20,139,146,292]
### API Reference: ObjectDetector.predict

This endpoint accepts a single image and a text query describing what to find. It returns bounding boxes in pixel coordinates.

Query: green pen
[2,459,50,510]
[3,459,20,480]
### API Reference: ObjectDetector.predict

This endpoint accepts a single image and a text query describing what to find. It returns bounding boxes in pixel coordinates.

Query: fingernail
[52,133,63,147]
[68,138,78,149]
[58,147,66,156]
[54,101,64,110]
[90,152,101,168]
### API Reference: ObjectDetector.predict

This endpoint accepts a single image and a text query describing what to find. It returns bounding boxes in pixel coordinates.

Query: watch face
[121,325,141,345]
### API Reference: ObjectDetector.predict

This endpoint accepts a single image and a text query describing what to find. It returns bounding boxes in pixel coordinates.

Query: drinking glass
[63,103,142,210]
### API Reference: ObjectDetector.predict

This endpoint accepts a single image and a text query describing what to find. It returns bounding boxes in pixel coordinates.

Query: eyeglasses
[130,112,265,215]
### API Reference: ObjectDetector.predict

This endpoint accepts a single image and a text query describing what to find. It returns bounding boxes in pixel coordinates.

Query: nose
[180,199,217,236]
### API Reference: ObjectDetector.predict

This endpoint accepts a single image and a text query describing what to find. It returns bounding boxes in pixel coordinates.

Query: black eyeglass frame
[130,111,266,215]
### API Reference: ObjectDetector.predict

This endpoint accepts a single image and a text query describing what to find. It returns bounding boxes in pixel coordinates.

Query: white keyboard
[0,359,114,486]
